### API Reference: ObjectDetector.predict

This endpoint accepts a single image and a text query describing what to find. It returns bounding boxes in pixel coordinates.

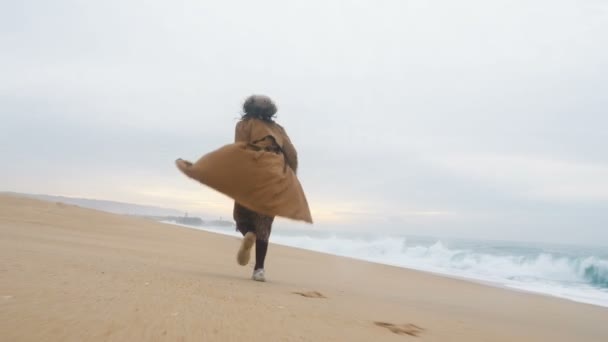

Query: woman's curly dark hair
[242,95,277,122]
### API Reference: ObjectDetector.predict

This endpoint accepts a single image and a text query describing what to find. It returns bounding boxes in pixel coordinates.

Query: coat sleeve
[234,120,249,143]
[279,128,299,173]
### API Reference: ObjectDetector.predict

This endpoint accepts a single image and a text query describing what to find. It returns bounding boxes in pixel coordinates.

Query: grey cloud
[1,0,607,245]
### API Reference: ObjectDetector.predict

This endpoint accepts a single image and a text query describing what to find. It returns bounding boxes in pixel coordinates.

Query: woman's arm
[280,128,299,173]
[234,120,249,143]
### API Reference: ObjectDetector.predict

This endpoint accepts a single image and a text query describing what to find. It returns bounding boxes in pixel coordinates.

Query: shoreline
[164,221,608,309]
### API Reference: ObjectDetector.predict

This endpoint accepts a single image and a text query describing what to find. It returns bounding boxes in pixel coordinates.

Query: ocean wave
[581,258,608,288]
[169,223,608,307]
[270,234,608,290]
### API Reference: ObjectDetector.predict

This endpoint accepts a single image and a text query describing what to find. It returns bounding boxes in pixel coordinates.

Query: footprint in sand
[292,291,326,299]
[374,322,424,337]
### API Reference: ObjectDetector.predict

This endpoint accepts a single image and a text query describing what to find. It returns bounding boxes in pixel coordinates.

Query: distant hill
[3,192,234,228]
[4,192,185,216]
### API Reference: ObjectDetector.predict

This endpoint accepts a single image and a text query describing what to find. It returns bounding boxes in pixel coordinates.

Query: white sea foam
[168,222,608,307]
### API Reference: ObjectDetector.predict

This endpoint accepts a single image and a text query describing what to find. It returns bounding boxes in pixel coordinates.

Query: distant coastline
[145,215,234,228]
[1,191,234,228]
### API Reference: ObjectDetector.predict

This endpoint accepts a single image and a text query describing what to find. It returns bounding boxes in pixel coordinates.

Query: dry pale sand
[1,194,607,342]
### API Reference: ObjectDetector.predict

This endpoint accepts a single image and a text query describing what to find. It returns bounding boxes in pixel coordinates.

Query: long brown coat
[176,118,312,223]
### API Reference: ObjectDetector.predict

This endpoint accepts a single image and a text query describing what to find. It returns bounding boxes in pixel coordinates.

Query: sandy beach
[1,194,606,342]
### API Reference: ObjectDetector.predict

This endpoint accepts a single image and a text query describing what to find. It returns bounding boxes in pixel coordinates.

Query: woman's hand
[175,158,193,173]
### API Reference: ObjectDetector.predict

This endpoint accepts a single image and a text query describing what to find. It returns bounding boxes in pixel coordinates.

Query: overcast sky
[1,0,607,245]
